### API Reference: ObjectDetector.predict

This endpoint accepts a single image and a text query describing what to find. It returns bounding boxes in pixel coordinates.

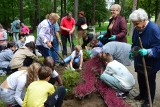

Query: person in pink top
[60,12,75,57]
[20,23,30,37]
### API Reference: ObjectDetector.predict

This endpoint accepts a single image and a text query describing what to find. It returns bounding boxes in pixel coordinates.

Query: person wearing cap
[76,11,87,45]
[101,4,127,44]
[60,12,75,57]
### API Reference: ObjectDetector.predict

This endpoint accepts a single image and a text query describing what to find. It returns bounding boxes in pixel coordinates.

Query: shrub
[62,69,80,96]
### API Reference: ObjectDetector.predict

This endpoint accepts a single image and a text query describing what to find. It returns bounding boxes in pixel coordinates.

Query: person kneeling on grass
[100,53,135,98]
[60,45,83,71]
[0,63,41,107]
[22,66,66,107]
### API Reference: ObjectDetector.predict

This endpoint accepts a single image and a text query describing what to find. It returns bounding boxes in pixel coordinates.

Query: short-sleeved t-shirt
[71,50,83,59]
[60,17,75,35]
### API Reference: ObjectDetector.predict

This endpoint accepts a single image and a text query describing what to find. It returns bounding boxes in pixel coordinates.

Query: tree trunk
[115,0,120,4]
[156,13,160,27]
[64,0,66,15]
[129,0,138,36]
[74,0,78,21]
[20,0,24,23]
[61,0,63,19]
[120,0,126,16]
[91,0,96,25]
[37,0,40,23]
[155,0,159,22]
[54,0,56,13]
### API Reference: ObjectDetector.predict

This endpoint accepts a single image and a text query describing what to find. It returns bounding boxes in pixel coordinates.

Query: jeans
[64,55,80,64]
[13,32,19,43]
[0,87,25,106]
[51,39,60,63]
[61,34,74,56]
[44,86,66,107]
[36,45,52,58]
[100,73,130,92]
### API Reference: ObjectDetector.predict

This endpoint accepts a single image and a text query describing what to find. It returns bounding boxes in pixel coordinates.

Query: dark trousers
[48,77,56,85]
[36,45,51,58]
[137,72,156,103]
[61,34,74,56]
[51,39,60,63]
[82,38,90,49]
[44,86,66,107]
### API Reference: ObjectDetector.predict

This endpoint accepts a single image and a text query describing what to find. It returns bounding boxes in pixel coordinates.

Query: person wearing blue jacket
[129,8,160,107]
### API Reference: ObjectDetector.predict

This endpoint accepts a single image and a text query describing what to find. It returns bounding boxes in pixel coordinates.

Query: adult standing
[11,17,20,42]
[101,4,127,45]
[129,8,160,107]
[36,13,60,59]
[60,12,75,57]
[51,22,61,63]
[76,11,87,45]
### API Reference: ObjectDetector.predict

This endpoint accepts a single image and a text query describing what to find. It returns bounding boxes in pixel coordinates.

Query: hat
[79,11,84,16]
[81,24,88,30]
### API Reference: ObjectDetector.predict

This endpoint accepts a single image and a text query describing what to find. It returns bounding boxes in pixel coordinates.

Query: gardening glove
[128,52,133,60]
[108,35,116,41]
[139,48,148,56]
[97,35,104,40]
[70,67,75,71]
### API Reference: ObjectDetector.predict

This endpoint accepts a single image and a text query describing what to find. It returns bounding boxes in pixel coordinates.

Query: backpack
[15,22,20,29]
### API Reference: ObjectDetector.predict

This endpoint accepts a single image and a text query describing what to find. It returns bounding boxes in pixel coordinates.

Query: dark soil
[54,64,106,107]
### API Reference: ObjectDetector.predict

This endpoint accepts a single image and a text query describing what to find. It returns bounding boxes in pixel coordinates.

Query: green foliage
[66,0,109,25]
[83,50,91,61]
[62,69,80,95]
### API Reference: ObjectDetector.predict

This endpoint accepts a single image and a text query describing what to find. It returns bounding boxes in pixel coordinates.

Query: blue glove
[139,48,148,56]
[129,52,133,60]
[108,35,116,41]
[97,35,104,40]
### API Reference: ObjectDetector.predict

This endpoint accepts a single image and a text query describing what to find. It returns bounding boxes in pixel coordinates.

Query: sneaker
[59,62,65,66]
[116,92,127,99]
[0,70,6,76]
[134,94,144,101]
[35,49,42,57]
[141,101,150,107]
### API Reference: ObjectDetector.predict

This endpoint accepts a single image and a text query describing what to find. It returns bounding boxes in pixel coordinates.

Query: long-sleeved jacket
[132,21,160,74]
[104,15,127,42]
